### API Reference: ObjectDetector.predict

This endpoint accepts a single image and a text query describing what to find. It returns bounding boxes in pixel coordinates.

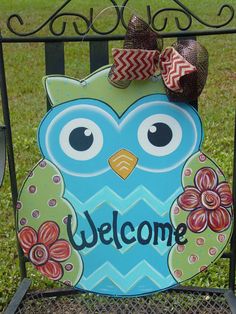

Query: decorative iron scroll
[6,0,235,36]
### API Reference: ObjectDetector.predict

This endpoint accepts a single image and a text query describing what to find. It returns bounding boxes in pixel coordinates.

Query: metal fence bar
[45,42,65,110]
[4,278,31,314]
[89,41,109,73]
[0,125,6,186]
[0,42,27,280]
[1,28,236,44]
[229,111,236,291]
[24,284,229,299]
[224,290,236,314]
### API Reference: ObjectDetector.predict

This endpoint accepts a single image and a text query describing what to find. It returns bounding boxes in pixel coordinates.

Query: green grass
[0,0,236,311]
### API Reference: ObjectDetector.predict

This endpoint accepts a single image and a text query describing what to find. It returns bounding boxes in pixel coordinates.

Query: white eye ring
[138,114,182,157]
[59,118,103,160]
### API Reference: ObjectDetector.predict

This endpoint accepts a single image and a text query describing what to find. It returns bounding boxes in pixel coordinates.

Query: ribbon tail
[108,64,131,89]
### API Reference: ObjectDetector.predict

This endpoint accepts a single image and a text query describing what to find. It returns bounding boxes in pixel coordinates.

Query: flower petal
[195,167,218,192]
[37,260,63,281]
[18,226,37,254]
[177,187,201,211]
[216,182,233,207]
[38,221,59,247]
[187,208,208,233]
[49,240,71,262]
[208,206,231,232]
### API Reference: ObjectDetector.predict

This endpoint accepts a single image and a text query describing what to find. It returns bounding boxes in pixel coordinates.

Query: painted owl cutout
[17,66,233,297]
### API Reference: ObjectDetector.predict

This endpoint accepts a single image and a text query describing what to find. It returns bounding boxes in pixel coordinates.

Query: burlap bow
[108,15,208,102]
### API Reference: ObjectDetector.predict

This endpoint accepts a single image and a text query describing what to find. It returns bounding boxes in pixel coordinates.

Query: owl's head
[38,69,203,179]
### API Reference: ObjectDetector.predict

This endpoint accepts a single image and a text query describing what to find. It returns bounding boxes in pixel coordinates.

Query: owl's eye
[138,114,182,156]
[69,127,94,151]
[59,118,103,160]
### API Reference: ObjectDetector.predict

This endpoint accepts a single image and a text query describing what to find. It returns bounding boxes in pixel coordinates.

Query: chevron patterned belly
[65,185,183,296]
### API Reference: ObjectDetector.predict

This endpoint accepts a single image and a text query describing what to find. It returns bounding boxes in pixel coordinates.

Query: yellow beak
[108,149,138,180]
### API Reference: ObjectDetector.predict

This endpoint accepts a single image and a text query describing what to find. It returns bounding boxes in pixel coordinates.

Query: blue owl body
[38,94,203,295]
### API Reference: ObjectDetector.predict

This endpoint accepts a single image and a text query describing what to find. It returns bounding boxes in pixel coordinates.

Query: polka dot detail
[196,237,205,246]
[218,234,226,243]
[174,270,183,278]
[20,218,27,226]
[200,266,207,272]
[53,175,61,184]
[199,154,206,162]
[64,280,72,287]
[32,210,40,219]
[48,199,57,207]
[173,206,180,215]
[65,263,74,272]
[184,168,192,176]
[28,185,37,194]
[63,217,68,224]
[39,160,47,168]
[177,245,185,253]
[188,254,199,264]
[209,247,218,256]
[16,201,22,210]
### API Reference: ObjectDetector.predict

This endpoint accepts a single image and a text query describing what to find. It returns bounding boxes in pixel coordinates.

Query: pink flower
[18,221,71,281]
[177,167,232,233]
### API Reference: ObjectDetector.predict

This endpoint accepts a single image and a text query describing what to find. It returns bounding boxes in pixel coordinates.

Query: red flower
[178,167,232,233]
[18,221,71,281]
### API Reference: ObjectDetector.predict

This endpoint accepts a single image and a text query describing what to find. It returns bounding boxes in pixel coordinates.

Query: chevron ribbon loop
[110,48,160,82]
[159,47,197,92]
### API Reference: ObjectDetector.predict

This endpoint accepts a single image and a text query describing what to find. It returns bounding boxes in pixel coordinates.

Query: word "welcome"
[67,211,188,251]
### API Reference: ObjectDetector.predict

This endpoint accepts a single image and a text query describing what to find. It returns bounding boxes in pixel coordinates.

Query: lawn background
[0,0,235,311]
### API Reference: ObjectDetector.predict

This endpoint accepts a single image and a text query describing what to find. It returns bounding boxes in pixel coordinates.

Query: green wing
[17,159,82,286]
[169,151,233,283]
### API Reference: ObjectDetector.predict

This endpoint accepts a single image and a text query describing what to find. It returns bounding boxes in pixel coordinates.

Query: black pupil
[148,123,172,147]
[69,127,93,151]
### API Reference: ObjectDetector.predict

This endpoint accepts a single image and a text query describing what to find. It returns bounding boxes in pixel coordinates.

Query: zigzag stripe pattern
[67,185,182,256]
[78,261,175,292]
[111,48,159,81]
[160,47,196,92]
[65,185,183,217]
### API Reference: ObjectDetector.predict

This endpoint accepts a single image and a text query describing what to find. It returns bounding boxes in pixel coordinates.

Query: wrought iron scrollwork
[48,13,90,36]
[7,0,72,36]
[6,0,235,37]
[151,8,192,32]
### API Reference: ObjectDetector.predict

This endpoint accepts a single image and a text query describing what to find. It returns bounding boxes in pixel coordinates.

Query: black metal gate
[1,1,236,313]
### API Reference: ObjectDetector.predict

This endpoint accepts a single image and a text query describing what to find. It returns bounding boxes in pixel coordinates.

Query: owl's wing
[168,151,233,283]
[17,158,83,286]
